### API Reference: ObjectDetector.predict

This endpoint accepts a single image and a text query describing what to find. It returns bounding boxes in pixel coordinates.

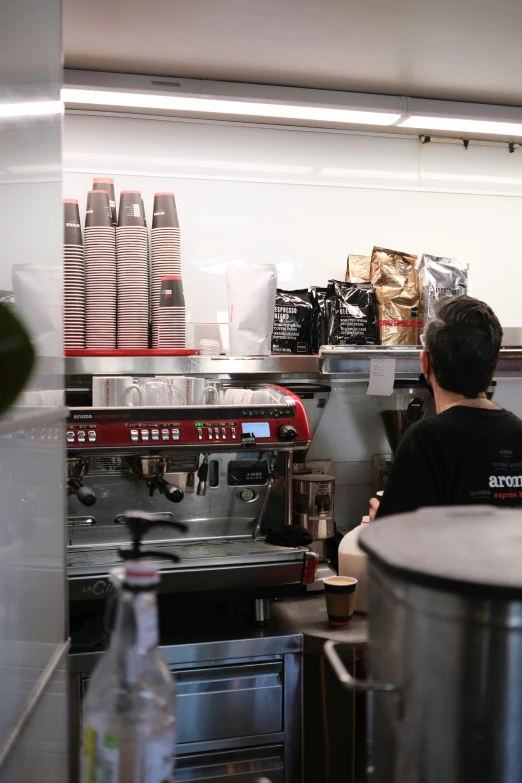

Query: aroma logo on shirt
[489,475,522,488]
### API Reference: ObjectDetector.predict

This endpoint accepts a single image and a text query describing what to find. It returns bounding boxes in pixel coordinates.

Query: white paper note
[367,357,396,396]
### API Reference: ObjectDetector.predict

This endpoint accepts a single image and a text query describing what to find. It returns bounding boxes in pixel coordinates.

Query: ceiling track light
[62,71,522,140]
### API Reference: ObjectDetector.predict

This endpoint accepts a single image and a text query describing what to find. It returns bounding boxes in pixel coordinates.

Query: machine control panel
[66,386,311,450]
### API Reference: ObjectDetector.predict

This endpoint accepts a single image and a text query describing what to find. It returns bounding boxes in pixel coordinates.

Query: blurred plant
[0,304,35,414]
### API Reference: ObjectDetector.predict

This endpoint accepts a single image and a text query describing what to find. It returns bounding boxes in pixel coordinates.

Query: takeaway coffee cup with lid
[323,576,358,626]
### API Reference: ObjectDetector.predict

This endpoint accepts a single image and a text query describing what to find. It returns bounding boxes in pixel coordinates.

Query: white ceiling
[63,0,522,106]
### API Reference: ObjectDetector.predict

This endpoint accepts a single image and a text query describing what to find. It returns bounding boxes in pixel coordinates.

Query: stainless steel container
[325,506,522,783]
[293,473,335,541]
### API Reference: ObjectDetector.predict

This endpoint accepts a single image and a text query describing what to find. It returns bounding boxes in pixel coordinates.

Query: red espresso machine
[65,383,319,604]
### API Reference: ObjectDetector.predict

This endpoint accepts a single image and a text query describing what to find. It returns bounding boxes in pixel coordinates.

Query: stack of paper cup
[84,190,116,349]
[157,276,186,348]
[151,192,184,347]
[63,199,85,348]
[116,191,149,349]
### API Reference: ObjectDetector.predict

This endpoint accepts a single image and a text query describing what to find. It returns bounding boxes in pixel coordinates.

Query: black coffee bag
[326,280,377,345]
[310,286,328,353]
[271,289,314,354]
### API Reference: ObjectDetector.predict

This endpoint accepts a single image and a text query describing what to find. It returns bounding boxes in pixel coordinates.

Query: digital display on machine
[241,422,270,438]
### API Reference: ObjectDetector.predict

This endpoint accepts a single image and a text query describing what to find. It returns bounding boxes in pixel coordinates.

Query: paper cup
[118,190,145,227]
[323,576,358,627]
[152,192,179,228]
[85,190,113,229]
[93,177,117,226]
[63,199,83,245]
[160,275,185,308]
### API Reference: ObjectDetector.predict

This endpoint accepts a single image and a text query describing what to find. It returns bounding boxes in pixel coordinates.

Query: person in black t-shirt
[371,296,522,519]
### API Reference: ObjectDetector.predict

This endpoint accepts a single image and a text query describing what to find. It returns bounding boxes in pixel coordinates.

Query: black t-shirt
[377,407,522,519]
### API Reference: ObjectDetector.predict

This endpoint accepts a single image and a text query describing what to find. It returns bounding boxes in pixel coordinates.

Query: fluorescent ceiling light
[0,100,62,118]
[61,88,401,126]
[399,115,522,136]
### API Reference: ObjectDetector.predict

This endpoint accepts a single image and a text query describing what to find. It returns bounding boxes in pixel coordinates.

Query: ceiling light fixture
[62,72,522,140]
[61,88,401,127]
[399,116,522,136]
[397,97,522,138]
[0,100,62,118]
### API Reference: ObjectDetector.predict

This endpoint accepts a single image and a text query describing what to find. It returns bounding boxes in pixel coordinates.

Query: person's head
[421,296,502,398]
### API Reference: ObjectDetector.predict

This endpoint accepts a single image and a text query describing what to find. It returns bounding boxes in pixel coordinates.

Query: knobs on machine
[278,425,298,442]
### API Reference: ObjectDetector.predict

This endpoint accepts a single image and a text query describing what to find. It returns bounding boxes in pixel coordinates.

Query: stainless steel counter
[271,594,369,654]
[69,594,367,673]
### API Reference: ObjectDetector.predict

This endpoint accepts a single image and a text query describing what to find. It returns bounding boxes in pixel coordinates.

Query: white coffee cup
[19,390,43,406]
[39,389,64,406]
[93,376,134,407]
[253,390,271,404]
[158,376,206,405]
[126,377,171,407]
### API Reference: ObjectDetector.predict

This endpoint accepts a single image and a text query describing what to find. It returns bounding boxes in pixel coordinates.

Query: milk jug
[338,516,370,613]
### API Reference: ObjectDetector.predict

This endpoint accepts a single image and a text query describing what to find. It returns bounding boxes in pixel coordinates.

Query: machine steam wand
[253,453,277,541]
[197,454,209,496]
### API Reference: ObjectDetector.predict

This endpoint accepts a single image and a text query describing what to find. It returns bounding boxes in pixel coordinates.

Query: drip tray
[68,539,312,601]
[68,539,306,572]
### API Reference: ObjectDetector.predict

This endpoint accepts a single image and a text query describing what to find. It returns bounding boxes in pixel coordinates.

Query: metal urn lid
[360,506,522,599]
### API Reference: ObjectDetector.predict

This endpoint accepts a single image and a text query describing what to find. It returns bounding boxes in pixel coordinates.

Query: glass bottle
[80,560,176,783]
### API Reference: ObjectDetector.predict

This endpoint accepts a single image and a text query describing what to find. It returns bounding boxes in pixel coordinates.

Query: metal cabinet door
[175,744,284,782]
[174,662,284,745]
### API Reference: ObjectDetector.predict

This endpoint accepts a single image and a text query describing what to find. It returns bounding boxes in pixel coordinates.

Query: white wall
[64,113,522,325]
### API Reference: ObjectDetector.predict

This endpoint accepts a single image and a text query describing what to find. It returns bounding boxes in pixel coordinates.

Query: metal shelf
[319,346,522,379]
[320,346,422,378]
[65,354,321,379]
[64,348,522,380]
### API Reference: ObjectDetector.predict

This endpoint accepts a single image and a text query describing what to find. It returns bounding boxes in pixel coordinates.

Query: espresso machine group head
[67,458,96,507]
[130,457,185,503]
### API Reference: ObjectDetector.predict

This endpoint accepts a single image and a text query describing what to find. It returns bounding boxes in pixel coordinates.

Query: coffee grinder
[372,380,432,492]
[293,472,337,589]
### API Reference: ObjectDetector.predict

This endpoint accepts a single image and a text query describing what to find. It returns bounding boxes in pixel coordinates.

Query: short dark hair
[424,296,502,398]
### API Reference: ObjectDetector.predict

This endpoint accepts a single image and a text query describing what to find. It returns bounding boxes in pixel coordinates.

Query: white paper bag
[12,264,62,357]
[226,264,277,356]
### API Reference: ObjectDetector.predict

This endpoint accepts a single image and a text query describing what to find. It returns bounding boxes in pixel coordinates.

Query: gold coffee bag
[345,254,371,284]
[371,246,421,346]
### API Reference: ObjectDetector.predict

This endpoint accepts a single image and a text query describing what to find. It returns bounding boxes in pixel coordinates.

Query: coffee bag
[345,254,371,284]
[371,247,421,345]
[326,280,377,346]
[310,286,328,353]
[271,289,314,354]
[420,255,469,321]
